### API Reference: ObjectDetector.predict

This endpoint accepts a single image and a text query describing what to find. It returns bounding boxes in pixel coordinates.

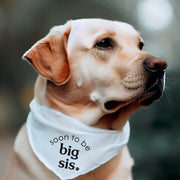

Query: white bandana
[26,99,130,180]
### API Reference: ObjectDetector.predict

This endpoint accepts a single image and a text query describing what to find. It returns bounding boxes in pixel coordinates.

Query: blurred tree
[0,0,179,179]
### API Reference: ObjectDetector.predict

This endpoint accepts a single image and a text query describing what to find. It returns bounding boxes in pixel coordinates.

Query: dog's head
[23,19,167,126]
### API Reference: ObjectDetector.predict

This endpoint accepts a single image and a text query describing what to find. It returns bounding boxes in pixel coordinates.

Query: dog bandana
[26,99,130,180]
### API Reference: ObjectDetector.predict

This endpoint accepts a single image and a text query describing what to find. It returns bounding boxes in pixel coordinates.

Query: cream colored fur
[3,19,162,180]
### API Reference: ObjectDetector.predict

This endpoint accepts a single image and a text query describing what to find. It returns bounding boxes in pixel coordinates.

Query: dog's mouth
[104,101,124,111]
[141,71,166,106]
[104,99,135,112]
[104,73,166,112]
[104,93,159,112]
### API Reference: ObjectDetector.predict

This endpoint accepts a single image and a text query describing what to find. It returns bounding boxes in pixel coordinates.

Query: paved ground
[0,134,15,179]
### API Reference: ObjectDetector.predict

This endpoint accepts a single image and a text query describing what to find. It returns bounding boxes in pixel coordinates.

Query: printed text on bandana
[50,135,91,171]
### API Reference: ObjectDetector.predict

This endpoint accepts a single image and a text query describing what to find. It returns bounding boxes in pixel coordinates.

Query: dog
[3,18,167,180]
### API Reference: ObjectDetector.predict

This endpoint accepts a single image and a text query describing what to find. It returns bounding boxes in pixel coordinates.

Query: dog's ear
[22,23,71,85]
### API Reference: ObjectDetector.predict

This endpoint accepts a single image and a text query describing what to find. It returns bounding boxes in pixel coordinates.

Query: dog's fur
[3,19,167,180]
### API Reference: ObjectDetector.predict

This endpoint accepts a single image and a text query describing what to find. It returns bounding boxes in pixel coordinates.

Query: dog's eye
[94,38,113,49]
[139,41,144,50]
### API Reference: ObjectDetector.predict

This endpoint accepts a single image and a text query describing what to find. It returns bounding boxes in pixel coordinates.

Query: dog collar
[26,99,130,180]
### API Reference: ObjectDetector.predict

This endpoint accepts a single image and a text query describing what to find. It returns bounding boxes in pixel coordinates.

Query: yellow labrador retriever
[3,19,167,180]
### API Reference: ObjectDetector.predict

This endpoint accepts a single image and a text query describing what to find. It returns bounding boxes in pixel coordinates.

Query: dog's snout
[143,57,167,73]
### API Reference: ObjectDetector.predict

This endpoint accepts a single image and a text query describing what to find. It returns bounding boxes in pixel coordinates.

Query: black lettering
[72,135,75,141]
[58,160,65,168]
[74,137,79,142]
[65,159,69,169]
[85,146,90,151]
[71,149,79,160]
[64,135,69,141]
[69,162,75,170]
[81,140,86,147]
[50,140,54,145]
[58,136,63,141]
[59,143,67,155]
[53,138,58,143]
[67,146,71,156]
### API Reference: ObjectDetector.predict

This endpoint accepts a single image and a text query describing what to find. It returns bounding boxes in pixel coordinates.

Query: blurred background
[0,0,179,179]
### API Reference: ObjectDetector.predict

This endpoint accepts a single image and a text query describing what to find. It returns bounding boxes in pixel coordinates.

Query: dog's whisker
[164,89,172,107]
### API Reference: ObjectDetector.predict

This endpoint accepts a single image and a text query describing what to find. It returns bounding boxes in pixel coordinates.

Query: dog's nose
[143,56,167,98]
[143,57,167,73]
